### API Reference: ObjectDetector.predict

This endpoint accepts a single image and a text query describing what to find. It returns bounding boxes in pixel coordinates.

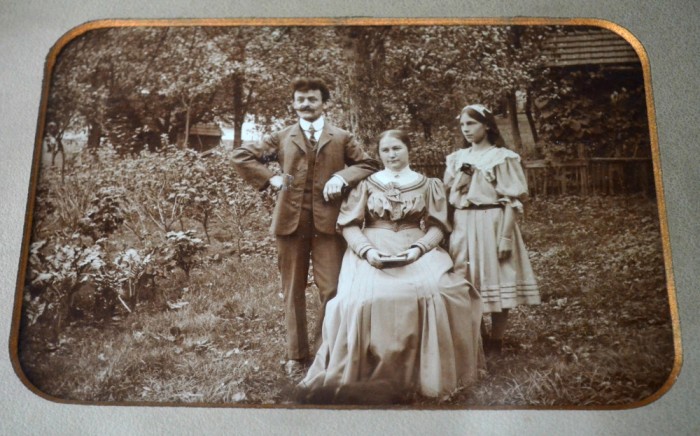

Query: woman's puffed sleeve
[337,180,374,257]
[336,179,369,230]
[412,178,449,254]
[495,157,528,213]
[425,178,451,233]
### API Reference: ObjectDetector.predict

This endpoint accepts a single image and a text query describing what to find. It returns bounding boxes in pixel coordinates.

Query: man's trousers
[275,209,346,361]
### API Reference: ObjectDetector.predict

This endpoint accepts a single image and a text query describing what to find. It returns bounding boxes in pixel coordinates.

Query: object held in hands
[378,253,410,268]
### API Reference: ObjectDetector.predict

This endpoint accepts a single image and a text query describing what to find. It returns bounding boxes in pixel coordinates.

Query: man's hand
[323,176,346,202]
[269,175,284,191]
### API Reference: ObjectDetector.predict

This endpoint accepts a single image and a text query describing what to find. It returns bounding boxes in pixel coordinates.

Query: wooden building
[186,123,222,152]
[533,27,653,196]
[541,27,641,69]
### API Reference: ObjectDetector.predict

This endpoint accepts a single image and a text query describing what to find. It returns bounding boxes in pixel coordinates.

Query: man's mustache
[298,106,312,111]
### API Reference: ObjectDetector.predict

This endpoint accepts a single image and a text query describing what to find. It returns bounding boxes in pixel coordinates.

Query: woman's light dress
[300,174,484,397]
[444,146,540,313]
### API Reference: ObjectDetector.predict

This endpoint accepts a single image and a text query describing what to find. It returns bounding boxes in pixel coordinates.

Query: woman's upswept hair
[377,129,412,152]
[458,104,506,148]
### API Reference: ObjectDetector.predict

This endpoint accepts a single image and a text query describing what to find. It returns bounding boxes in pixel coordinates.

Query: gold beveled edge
[587,19,684,412]
[9,16,681,411]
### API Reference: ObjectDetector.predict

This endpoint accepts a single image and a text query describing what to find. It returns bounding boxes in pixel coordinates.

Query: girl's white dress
[444,146,540,313]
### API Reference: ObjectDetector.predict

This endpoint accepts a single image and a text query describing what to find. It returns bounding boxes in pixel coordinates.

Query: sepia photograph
[11,19,677,408]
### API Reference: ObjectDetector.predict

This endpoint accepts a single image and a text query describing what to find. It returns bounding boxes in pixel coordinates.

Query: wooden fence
[412,156,655,197]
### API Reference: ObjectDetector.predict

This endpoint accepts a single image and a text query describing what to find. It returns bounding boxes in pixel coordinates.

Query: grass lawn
[16,194,674,407]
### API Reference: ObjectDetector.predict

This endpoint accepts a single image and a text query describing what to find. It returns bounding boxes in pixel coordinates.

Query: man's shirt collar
[299,117,324,135]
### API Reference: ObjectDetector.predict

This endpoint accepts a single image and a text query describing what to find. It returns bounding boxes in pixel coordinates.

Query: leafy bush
[27,238,108,331]
[24,145,276,342]
[78,186,127,239]
[109,248,160,309]
[164,230,207,278]
[532,69,649,161]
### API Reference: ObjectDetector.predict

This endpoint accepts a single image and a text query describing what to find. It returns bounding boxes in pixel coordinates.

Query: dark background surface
[1,1,698,435]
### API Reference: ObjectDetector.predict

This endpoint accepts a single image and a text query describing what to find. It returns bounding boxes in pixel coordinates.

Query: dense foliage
[46,25,600,157]
[25,146,276,337]
[532,68,649,160]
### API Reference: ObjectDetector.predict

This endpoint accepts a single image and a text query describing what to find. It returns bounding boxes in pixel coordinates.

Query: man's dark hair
[291,77,331,103]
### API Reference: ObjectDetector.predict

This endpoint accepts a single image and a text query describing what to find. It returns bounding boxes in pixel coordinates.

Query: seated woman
[299,130,484,400]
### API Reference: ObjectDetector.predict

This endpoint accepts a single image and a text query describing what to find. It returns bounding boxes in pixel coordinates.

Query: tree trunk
[422,121,432,141]
[503,27,524,153]
[506,90,523,152]
[57,136,66,184]
[524,89,538,146]
[342,27,388,146]
[87,121,102,162]
[183,104,191,150]
[232,74,245,148]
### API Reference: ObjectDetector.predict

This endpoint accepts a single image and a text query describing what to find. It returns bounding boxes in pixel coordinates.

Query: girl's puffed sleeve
[412,178,450,254]
[443,152,458,188]
[444,151,470,208]
[337,180,374,258]
[494,156,529,213]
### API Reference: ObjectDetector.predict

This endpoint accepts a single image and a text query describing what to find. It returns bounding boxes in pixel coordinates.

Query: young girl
[444,104,540,354]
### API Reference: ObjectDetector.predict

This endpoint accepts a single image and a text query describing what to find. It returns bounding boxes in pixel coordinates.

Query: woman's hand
[396,247,423,265]
[365,249,389,269]
[497,236,513,260]
[498,204,515,261]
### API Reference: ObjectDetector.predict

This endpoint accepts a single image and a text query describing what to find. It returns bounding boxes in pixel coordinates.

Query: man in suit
[232,78,379,375]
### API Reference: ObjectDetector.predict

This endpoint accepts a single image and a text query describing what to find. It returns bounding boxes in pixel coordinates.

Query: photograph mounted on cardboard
[10,18,678,409]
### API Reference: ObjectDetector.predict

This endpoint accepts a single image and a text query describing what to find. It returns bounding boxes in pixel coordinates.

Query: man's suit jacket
[232,122,378,236]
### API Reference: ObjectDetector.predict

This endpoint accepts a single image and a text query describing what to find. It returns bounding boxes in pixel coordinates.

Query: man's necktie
[308,126,318,149]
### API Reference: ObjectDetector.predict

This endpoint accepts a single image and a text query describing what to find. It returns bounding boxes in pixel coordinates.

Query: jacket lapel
[290,123,307,154]
[316,124,333,154]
